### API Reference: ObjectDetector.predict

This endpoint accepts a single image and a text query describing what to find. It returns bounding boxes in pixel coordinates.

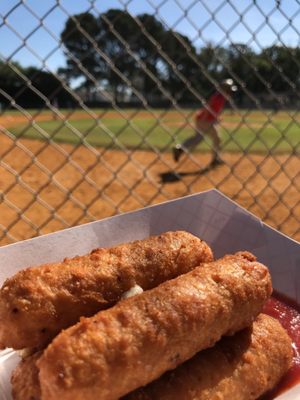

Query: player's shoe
[173,145,184,162]
[210,157,224,167]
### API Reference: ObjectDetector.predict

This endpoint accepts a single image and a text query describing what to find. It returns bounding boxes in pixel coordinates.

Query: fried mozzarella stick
[0,231,213,350]
[11,352,42,400]
[38,252,272,400]
[125,314,293,400]
[11,315,292,400]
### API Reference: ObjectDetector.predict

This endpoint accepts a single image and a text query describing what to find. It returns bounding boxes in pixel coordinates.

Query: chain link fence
[0,0,299,246]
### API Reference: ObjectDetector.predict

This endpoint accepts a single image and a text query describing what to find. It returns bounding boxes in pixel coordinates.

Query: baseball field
[0,108,299,245]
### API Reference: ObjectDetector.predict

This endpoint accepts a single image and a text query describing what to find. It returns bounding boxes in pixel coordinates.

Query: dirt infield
[0,129,299,246]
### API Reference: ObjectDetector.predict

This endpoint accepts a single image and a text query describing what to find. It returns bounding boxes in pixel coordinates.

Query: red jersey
[196,92,226,122]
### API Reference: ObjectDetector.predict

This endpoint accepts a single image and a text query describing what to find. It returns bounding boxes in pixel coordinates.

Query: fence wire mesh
[0,0,300,245]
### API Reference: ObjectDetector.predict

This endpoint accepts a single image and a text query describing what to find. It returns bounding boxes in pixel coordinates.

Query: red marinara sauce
[260,291,300,399]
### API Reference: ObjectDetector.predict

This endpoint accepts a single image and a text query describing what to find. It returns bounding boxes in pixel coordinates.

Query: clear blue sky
[1,0,300,72]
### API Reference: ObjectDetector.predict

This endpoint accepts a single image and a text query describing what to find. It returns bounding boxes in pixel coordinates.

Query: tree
[59,8,300,106]
[0,61,73,108]
[60,12,100,82]
[61,10,138,101]
[61,11,170,101]
[260,45,300,92]
[160,31,200,102]
[223,44,256,87]
[131,13,167,98]
[0,61,24,103]
[197,44,227,95]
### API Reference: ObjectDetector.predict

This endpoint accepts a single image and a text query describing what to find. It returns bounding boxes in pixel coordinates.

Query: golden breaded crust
[125,314,293,400]
[0,231,213,349]
[11,352,41,400]
[37,252,272,400]
[10,315,292,400]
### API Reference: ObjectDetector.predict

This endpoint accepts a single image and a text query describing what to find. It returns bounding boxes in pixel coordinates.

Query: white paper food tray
[0,189,299,400]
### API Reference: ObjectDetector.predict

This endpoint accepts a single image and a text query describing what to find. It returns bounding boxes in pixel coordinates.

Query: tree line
[1,9,300,108]
[0,61,73,109]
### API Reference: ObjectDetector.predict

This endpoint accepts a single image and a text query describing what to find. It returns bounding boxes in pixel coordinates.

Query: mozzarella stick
[11,352,42,400]
[11,315,292,400]
[125,314,293,400]
[0,231,213,350]
[37,251,272,400]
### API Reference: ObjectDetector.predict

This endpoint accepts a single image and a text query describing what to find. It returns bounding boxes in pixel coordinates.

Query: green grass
[7,109,300,154]
[221,120,300,153]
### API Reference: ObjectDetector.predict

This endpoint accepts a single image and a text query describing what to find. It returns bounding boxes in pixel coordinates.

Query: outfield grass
[6,109,300,153]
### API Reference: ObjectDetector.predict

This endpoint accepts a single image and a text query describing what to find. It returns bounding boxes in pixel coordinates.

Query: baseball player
[173,79,237,166]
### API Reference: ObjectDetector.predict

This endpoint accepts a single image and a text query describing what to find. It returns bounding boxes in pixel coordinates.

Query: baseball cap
[221,78,238,92]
